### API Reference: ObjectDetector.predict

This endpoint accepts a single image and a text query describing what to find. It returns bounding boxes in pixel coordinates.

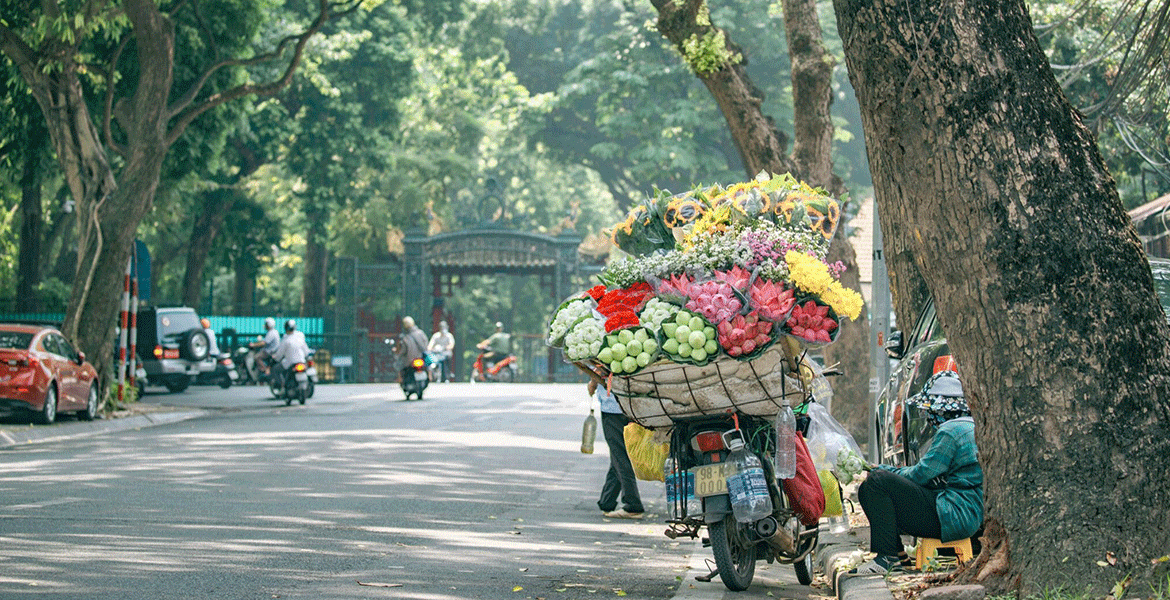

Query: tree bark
[181,189,235,309]
[301,207,329,317]
[16,120,46,312]
[833,0,1170,592]
[779,0,872,439]
[649,0,798,176]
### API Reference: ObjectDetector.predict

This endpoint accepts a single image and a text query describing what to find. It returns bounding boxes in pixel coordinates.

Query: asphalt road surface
[0,382,827,600]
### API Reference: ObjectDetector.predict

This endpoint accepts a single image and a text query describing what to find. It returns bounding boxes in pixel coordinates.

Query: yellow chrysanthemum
[821,284,863,321]
[785,250,835,295]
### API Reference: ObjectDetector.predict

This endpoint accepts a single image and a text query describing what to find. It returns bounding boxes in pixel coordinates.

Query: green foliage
[681,29,741,76]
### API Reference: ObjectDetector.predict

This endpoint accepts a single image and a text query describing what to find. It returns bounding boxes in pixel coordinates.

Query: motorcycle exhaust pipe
[754,516,798,554]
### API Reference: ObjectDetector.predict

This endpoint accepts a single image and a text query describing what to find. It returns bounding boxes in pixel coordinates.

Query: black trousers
[857,468,942,557]
[598,412,644,513]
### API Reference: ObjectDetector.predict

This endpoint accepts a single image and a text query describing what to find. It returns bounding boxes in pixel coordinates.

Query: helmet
[402,316,416,329]
[495,321,503,329]
[200,318,211,329]
[264,317,276,329]
[284,319,296,332]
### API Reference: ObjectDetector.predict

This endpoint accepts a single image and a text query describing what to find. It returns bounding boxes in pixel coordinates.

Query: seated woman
[854,370,984,574]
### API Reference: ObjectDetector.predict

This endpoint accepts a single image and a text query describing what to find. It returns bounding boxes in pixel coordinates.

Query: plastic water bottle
[664,457,681,518]
[665,457,702,519]
[725,434,773,523]
[774,402,797,479]
[581,409,597,454]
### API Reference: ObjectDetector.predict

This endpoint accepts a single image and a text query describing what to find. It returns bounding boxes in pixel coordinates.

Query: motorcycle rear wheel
[709,515,756,591]
[219,374,232,389]
[794,550,812,585]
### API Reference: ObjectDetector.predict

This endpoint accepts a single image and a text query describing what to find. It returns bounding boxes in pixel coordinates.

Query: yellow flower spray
[784,251,863,320]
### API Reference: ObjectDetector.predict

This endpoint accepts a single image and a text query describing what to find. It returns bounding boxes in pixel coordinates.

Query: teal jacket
[879,416,983,542]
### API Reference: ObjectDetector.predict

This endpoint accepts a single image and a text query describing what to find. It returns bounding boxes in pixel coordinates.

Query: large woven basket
[579,344,807,429]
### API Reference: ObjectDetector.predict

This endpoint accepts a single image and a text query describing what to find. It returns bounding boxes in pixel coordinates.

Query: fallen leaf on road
[1106,551,1117,566]
[356,581,402,588]
[513,585,523,592]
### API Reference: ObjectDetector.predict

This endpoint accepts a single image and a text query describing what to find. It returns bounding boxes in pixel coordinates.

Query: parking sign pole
[868,200,891,464]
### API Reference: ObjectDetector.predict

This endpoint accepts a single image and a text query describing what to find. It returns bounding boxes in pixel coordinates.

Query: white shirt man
[272,327,310,369]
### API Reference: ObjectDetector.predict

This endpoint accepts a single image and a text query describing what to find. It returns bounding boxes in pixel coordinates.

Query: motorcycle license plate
[693,463,736,497]
[413,371,428,382]
[295,372,308,383]
[228,371,239,380]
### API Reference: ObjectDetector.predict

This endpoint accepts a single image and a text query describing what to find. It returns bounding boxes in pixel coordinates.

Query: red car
[0,324,99,424]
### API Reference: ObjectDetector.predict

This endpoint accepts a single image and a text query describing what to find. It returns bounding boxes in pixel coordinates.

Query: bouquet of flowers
[548,172,863,382]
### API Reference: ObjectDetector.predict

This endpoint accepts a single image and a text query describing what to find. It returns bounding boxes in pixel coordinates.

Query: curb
[0,409,209,449]
[818,531,896,600]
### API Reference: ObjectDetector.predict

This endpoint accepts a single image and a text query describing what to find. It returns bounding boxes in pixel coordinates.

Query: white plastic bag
[804,401,863,474]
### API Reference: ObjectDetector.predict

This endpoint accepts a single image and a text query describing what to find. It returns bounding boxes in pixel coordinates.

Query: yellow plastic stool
[915,537,973,570]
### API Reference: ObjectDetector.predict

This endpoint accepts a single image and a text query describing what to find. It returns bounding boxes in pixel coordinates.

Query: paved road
[0,382,833,599]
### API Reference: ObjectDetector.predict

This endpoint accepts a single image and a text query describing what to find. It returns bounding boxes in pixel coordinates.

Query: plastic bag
[819,469,843,517]
[783,433,826,526]
[624,422,669,482]
[804,401,863,474]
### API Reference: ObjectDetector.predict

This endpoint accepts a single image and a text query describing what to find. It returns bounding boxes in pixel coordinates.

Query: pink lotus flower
[785,301,839,343]
[685,280,742,323]
[656,272,693,302]
[715,265,753,292]
[717,311,773,356]
[750,279,796,322]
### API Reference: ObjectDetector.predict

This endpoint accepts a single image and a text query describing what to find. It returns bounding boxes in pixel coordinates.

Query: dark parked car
[136,307,210,393]
[876,257,1170,467]
[0,324,99,424]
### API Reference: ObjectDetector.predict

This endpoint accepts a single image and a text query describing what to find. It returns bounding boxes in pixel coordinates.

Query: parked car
[136,307,211,393]
[876,257,1170,467]
[0,323,99,424]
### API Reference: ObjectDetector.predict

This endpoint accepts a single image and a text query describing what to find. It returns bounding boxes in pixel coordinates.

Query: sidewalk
[0,402,209,449]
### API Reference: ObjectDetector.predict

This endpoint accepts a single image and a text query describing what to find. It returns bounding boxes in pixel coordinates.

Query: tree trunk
[833,0,1170,593]
[821,225,870,442]
[16,121,46,313]
[779,0,872,440]
[649,0,798,176]
[301,208,329,317]
[181,189,235,309]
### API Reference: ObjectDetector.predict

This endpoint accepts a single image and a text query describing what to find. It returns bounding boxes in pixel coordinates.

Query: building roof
[1128,193,1170,223]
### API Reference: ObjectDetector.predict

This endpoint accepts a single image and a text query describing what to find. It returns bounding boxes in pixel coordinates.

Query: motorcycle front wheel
[269,378,282,398]
[709,515,756,591]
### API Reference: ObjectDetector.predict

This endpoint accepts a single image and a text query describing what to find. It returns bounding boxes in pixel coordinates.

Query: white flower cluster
[547,298,594,344]
[563,317,604,360]
[639,297,679,332]
[834,447,867,485]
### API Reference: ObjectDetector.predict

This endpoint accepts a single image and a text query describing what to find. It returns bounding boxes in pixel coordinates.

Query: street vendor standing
[589,379,644,519]
[853,370,983,574]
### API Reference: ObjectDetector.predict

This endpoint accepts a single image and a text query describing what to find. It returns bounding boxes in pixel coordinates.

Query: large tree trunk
[301,208,329,317]
[16,120,46,313]
[649,0,798,176]
[780,0,872,440]
[181,189,235,309]
[833,0,1170,593]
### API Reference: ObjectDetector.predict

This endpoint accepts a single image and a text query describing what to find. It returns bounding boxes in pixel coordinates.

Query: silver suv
[135,307,210,393]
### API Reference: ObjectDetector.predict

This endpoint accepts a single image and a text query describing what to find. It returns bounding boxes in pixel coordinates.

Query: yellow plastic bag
[819,469,844,517]
[624,422,669,481]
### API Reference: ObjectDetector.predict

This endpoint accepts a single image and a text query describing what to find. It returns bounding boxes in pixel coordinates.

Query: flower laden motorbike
[547,173,864,591]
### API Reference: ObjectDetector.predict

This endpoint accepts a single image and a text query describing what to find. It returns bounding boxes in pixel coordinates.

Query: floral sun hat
[907,370,969,416]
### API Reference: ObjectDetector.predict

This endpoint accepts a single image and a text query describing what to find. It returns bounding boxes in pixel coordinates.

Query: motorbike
[471,346,518,383]
[234,345,263,385]
[401,355,430,400]
[268,351,318,404]
[195,352,239,389]
[663,410,819,591]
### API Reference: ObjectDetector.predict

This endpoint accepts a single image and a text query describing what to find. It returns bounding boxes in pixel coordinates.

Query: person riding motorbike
[200,318,221,357]
[251,317,280,377]
[476,322,511,370]
[400,316,430,382]
[427,321,455,382]
[271,319,310,389]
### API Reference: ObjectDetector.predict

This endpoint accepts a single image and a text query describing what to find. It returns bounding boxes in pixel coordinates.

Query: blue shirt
[596,387,622,414]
